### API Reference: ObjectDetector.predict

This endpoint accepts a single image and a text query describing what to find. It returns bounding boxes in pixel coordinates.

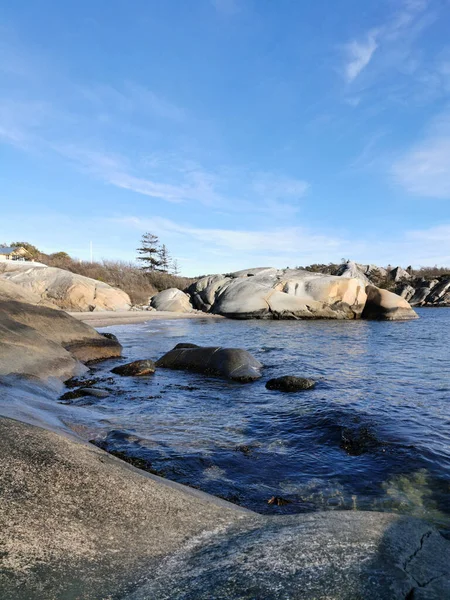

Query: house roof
[0,246,29,255]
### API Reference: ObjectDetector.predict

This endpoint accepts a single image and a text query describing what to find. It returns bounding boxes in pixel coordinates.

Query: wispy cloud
[112,214,450,273]
[344,31,379,82]
[113,214,352,271]
[342,0,432,84]
[392,109,450,199]
[78,82,186,122]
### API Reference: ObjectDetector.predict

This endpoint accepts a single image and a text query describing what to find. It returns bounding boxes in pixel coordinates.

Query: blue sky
[1,0,450,275]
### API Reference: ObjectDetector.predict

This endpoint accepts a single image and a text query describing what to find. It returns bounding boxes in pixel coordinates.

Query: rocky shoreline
[1,276,450,598]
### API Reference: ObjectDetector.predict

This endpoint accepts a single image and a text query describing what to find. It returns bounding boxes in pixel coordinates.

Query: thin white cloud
[392,110,450,199]
[342,0,431,84]
[78,82,186,122]
[344,32,379,82]
[113,217,357,262]
[112,214,450,273]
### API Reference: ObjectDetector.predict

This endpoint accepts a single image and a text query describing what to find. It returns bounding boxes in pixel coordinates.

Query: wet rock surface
[111,359,156,376]
[130,512,450,600]
[265,375,316,392]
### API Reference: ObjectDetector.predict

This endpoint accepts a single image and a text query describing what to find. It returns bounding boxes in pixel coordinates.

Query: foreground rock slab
[156,344,263,382]
[0,417,246,600]
[131,512,450,600]
[1,417,449,600]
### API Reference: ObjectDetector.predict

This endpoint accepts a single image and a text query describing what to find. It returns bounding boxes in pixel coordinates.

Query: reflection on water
[61,310,450,530]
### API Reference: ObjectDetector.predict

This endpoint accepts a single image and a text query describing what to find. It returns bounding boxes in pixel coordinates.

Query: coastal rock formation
[0,261,131,312]
[156,343,263,382]
[337,261,388,284]
[362,285,419,321]
[0,281,122,379]
[150,288,194,312]
[2,417,449,599]
[188,268,368,320]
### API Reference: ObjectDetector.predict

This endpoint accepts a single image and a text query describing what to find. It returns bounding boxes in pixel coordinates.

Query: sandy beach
[68,310,223,328]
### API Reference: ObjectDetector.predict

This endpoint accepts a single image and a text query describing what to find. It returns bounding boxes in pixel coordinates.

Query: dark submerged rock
[340,426,383,456]
[79,387,110,398]
[156,345,263,383]
[59,388,90,401]
[111,359,156,376]
[101,332,120,343]
[64,376,100,389]
[265,375,316,392]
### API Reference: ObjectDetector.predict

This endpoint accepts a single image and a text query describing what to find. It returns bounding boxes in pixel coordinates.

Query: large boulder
[188,268,367,320]
[150,288,194,313]
[156,344,263,382]
[0,262,131,312]
[0,281,122,380]
[361,286,418,321]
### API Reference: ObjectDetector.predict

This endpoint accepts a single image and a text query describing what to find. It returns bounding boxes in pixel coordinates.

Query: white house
[0,246,33,262]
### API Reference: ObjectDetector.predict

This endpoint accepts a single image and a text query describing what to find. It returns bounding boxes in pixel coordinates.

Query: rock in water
[150,288,194,312]
[361,285,418,321]
[111,360,156,376]
[265,376,316,392]
[156,345,263,382]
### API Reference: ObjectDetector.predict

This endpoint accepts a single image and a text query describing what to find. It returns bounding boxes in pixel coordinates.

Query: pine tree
[158,244,171,273]
[171,259,180,275]
[136,232,161,271]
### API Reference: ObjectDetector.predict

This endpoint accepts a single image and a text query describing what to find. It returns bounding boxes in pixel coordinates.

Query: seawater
[66,309,449,530]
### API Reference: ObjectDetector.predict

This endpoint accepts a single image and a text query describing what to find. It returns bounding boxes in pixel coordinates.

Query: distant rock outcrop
[188,268,368,320]
[150,288,194,313]
[186,267,417,320]
[0,262,131,312]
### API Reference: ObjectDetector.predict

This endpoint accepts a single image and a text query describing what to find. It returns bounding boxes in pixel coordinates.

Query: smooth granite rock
[188,268,368,320]
[156,345,263,382]
[150,288,194,312]
[0,417,246,600]
[0,282,122,379]
[362,286,419,321]
[0,261,131,312]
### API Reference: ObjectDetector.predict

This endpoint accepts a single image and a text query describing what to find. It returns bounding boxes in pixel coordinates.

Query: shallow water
[67,309,449,530]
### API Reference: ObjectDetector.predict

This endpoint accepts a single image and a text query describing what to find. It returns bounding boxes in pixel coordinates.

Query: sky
[1,0,450,276]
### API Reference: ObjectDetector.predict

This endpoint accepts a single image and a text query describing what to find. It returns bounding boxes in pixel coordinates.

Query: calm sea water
[71,309,449,530]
